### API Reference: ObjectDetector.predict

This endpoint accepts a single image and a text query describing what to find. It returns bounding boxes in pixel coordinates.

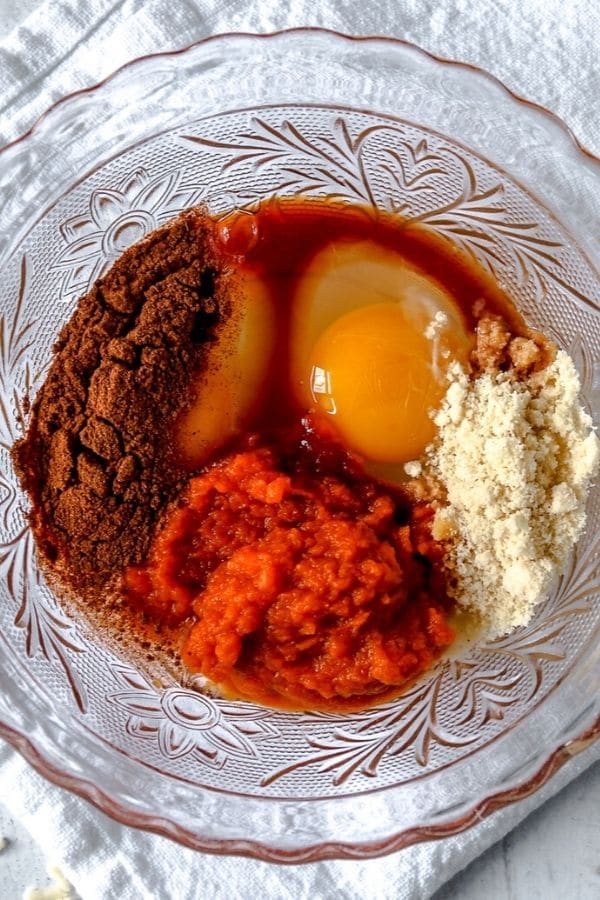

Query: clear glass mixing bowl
[0,30,598,860]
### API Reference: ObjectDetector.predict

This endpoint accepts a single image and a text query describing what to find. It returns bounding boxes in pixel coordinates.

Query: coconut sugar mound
[429,351,600,637]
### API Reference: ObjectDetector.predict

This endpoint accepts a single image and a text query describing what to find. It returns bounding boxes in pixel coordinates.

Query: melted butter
[177,270,275,466]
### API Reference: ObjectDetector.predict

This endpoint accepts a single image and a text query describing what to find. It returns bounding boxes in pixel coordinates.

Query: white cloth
[1,0,599,155]
[1,738,598,900]
[0,1,599,898]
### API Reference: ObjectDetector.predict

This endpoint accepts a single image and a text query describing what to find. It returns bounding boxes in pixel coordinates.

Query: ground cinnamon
[13,209,227,590]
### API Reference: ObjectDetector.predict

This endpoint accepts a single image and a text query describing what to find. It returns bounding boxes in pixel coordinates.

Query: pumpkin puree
[125,429,455,710]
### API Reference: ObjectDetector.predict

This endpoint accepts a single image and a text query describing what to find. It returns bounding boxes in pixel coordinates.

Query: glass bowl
[0,29,599,862]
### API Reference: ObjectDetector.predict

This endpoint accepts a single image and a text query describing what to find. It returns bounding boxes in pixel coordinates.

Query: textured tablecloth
[0,1,599,898]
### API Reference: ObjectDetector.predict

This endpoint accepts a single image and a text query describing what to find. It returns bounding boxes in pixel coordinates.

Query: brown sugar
[12,209,229,589]
[471,313,550,375]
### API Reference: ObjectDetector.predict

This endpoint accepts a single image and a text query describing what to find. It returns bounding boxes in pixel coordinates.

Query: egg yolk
[308,301,468,464]
[292,240,469,394]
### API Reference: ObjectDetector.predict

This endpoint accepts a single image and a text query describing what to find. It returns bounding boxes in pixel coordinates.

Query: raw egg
[294,241,473,466]
[178,271,275,466]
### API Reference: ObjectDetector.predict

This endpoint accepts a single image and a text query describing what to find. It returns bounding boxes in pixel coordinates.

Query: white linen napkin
[1,0,599,154]
[1,1,599,897]
[1,738,599,900]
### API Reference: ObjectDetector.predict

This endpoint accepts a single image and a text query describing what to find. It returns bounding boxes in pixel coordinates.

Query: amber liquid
[210,197,524,438]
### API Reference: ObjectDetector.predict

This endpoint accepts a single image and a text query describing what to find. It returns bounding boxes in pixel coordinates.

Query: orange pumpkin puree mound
[125,427,455,711]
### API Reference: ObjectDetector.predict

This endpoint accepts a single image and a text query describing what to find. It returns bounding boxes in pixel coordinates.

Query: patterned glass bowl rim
[2,27,600,167]
[0,29,599,861]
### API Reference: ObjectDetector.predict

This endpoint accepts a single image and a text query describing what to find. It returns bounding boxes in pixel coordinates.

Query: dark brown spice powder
[13,208,228,590]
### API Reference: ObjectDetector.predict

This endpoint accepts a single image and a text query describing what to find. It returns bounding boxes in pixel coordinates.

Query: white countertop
[0,1,599,897]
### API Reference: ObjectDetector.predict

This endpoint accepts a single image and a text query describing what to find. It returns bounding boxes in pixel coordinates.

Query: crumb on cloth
[23,866,73,900]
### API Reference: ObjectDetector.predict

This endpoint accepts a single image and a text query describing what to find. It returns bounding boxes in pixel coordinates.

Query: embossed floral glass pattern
[0,31,598,861]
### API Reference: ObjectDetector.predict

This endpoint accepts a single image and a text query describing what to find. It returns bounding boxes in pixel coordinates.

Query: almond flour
[428,351,599,637]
